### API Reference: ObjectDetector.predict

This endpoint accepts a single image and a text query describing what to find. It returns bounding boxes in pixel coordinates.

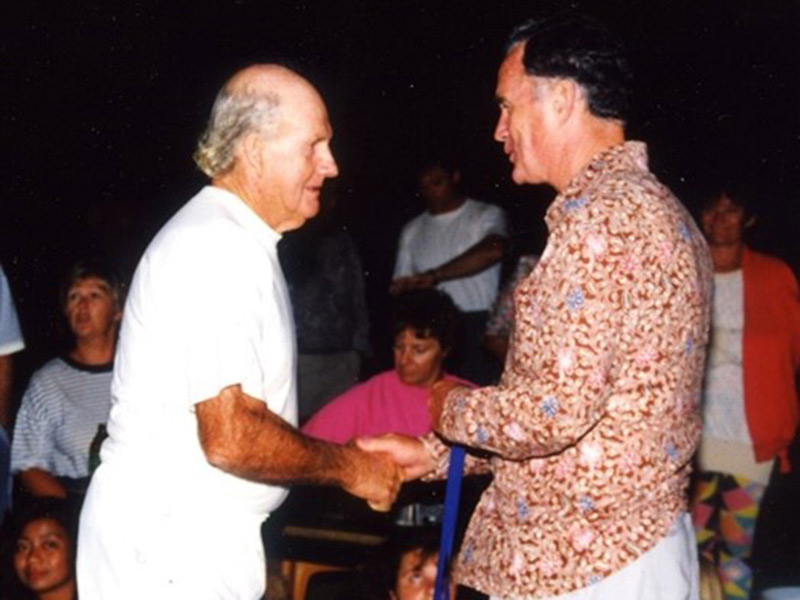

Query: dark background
[2,0,798,381]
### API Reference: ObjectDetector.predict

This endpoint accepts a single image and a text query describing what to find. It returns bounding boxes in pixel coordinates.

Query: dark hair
[700,180,756,221]
[392,289,459,352]
[377,528,441,599]
[58,257,125,311]
[418,155,460,179]
[505,14,632,121]
[10,497,77,549]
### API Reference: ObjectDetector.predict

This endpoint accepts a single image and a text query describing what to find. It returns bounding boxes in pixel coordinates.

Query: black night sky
[2,0,799,377]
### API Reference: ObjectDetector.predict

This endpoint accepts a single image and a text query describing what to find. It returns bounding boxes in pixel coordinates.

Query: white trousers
[78,464,266,599]
[492,513,699,600]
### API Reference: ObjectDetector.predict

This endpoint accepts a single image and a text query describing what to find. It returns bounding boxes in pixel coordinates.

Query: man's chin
[302,195,320,217]
[511,166,543,186]
[511,169,530,185]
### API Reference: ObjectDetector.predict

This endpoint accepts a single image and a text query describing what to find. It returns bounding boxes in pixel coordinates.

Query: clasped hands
[347,379,464,512]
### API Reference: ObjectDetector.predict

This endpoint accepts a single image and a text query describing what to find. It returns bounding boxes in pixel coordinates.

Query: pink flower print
[579,441,603,466]
[635,346,657,366]
[555,455,576,477]
[503,421,526,442]
[588,367,605,387]
[659,241,675,266]
[570,526,595,550]
[557,348,575,374]
[539,554,561,577]
[528,458,546,473]
[511,551,525,575]
[621,252,641,273]
[484,491,496,511]
[621,450,640,471]
[585,232,607,257]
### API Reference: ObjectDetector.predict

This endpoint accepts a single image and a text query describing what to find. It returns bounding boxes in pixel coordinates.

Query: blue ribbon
[434,445,466,600]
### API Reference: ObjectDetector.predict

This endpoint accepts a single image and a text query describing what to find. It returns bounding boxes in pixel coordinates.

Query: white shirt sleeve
[11,374,53,473]
[393,224,415,278]
[177,240,268,406]
[0,266,24,355]
[477,204,509,239]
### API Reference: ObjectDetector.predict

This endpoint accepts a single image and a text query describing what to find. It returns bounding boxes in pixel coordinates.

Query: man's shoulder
[589,166,685,225]
[398,211,431,242]
[145,188,261,266]
[462,198,504,217]
[159,188,247,240]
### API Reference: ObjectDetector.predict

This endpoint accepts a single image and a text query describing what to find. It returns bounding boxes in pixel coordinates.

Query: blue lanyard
[434,445,466,600]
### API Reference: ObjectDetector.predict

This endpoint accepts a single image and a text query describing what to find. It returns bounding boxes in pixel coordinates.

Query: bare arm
[391,234,508,292]
[19,468,67,499]
[0,354,12,429]
[196,385,402,509]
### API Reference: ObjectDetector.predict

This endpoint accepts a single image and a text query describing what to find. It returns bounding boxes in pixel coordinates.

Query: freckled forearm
[198,390,355,488]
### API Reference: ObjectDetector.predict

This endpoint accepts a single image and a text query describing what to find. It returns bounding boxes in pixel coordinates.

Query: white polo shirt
[78,185,296,599]
[393,198,507,312]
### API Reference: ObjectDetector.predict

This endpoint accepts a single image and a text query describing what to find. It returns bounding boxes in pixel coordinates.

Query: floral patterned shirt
[426,141,712,597]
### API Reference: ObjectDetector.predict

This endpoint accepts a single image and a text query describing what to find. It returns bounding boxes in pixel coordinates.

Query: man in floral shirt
[361,14,712,599]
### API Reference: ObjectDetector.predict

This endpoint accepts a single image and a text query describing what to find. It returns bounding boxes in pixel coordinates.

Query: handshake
[339,379,462,512]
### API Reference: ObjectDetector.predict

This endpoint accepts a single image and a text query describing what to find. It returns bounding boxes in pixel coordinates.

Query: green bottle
[89,424,108,474]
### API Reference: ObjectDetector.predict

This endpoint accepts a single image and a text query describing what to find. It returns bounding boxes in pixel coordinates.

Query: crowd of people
[0,11,797,600]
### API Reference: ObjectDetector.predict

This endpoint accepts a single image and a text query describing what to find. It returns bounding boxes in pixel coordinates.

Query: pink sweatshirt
[301,370,473,444]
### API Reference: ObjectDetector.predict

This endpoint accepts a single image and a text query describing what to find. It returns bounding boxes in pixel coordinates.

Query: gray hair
[193,88,281,178]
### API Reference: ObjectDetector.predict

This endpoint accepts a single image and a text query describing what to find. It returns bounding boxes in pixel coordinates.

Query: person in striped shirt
[12,259,123,503]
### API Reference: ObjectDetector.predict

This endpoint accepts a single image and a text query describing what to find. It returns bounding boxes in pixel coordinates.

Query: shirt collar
[544,140,649,231]
[204,185,282,252]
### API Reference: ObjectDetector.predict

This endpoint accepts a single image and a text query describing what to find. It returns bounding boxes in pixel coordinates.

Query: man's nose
[321,150,339,178]
[494,112,508,143]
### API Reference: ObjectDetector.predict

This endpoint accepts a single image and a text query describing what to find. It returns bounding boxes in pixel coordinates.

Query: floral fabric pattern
[427,141,713,597]
[486,255,540,338]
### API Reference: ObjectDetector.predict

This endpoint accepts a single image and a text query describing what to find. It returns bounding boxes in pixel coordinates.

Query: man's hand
[342,443,403,512]
[197,385,402,511]
[356,434,436,481]
[428,380,465,431]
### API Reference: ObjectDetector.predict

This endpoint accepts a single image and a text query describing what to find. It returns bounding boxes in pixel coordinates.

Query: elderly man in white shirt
[77,65,402,600]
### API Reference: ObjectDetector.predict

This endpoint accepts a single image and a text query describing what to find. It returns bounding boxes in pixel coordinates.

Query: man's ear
[239,132,266,175]
[549,78,580,125]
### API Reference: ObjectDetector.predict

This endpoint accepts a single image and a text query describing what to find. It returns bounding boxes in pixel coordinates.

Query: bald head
[224,64,317,98]
[193,64,322,178]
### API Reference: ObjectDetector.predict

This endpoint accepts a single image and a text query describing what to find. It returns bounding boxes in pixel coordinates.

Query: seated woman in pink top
[302,289,473,443]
